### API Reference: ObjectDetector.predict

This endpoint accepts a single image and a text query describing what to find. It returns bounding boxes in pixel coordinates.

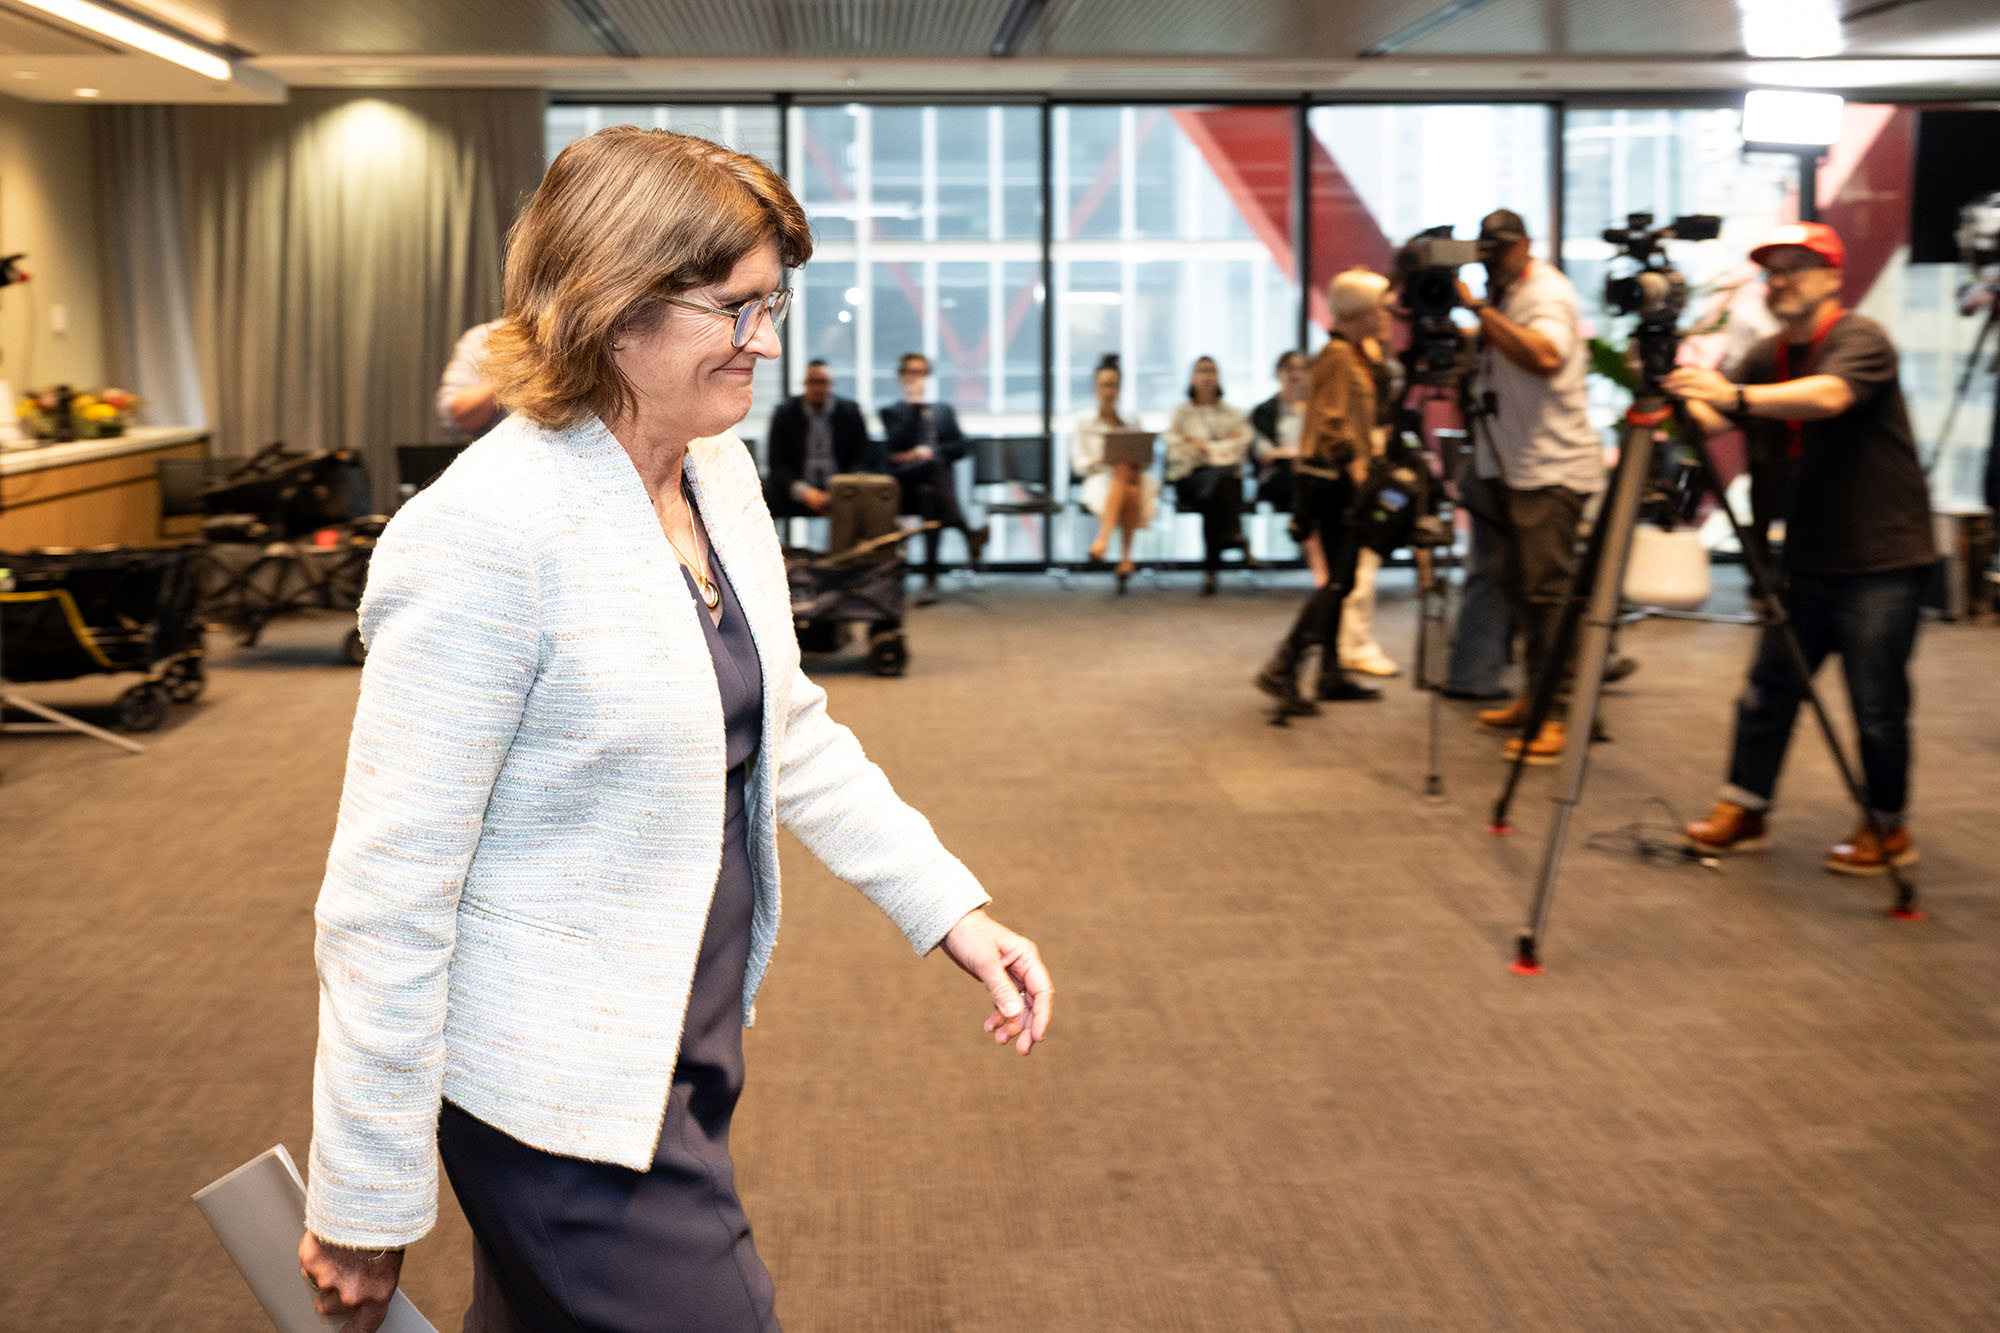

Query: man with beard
[1663,222,1935,875]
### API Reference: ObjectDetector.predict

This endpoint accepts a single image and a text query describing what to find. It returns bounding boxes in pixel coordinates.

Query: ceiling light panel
[595,0,1016,57]
[1034,0,1323,55]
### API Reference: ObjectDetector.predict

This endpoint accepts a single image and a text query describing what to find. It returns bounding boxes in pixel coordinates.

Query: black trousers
[893,458,972,577]
[1282,473,1360,660]
[1495,484,1587,707]
[1174,466,1245,571]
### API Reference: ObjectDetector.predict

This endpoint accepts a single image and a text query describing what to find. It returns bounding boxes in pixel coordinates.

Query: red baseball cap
[1750,221,1845,269]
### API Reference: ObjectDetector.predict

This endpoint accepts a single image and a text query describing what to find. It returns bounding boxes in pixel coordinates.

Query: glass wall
[1306,103,1555,317]
[1560,108,1796,445]
[541,97,1992,561]
[1050,105,1299,560]
[786,104,1043,430]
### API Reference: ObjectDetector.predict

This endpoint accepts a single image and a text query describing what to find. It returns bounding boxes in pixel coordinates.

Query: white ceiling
[0,0,1995,104]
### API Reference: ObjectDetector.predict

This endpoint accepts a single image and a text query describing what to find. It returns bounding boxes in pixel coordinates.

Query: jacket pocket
[458,898,595,942]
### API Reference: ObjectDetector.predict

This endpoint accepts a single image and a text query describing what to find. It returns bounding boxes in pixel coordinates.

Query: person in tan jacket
[1254,268,1393,713]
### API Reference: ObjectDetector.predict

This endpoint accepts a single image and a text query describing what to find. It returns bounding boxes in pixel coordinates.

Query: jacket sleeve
[765,402,804,498]
[934,404,969,463]
[835,400,881,473]
[1162,404,1202,480]
[304,490,541,1249]
[771,670,990,955]
[880,402,915,454]
[434,325,490,440]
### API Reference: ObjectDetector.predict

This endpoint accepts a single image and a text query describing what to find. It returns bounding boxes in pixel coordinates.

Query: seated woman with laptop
[1071,353,1157,593]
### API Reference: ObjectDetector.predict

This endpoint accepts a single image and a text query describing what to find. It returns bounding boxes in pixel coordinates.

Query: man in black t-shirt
[1661,222,1934,876]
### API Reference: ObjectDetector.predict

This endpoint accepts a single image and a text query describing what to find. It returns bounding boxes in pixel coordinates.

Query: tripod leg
[1513,421,1657,972]
[1682,411,1920,918]
[1489,437,1636,833]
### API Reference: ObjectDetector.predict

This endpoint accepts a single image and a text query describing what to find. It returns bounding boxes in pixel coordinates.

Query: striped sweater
[305,414,990,1248]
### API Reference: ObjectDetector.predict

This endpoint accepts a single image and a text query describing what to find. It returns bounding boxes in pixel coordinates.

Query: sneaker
[1684,800,1769,855]
[1502,720,1565,765]
[1341,653,1401,678]
[913,580,941,607]
[1478,697,1529,730]
[1825,824,1918,876]
[1604,655,1641,684]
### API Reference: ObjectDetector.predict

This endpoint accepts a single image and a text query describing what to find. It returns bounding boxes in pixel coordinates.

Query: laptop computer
[1101,430,1156,469]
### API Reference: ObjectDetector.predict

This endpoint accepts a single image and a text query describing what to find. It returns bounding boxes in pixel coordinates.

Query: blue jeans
[1722,566,1928,823]
[1448,491,1512,695]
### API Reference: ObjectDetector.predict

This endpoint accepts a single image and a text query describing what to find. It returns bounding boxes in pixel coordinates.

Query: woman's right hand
[298,1232,404,1332]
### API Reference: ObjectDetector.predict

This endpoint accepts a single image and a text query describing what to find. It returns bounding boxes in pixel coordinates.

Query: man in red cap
[1661,221,1935,875]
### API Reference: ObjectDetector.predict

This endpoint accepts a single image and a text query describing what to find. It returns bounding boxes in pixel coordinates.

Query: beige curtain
[99,90,545,505]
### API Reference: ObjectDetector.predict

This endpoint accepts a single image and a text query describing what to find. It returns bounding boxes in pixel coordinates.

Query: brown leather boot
[1478,696,1529,730]
[1502,720,1566,765]
[1825,824,1918,876]
[1684,800,1769,854]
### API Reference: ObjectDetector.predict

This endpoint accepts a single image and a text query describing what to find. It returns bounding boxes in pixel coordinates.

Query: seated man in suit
[880,351,988,603]
[764,359,878,518]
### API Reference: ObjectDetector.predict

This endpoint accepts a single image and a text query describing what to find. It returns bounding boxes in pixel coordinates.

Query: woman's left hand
[940,909,1053,1056]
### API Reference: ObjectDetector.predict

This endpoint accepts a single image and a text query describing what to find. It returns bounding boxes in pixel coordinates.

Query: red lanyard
[1773,302,1844,461]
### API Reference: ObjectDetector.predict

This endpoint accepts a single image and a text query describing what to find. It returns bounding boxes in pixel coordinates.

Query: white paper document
[192,1145,437,1333]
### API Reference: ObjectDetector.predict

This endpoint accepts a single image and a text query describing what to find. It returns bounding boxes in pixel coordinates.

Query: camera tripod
[1921,290,1996,478]
[1490,391,1921,975]
[1406,365,1520,799]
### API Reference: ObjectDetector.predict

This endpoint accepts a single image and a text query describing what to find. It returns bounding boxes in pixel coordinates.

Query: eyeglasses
[663,288,793,348]
[1763,257,1830,278]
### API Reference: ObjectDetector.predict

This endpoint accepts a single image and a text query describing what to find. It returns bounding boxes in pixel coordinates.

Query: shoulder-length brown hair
[484,127,813,430]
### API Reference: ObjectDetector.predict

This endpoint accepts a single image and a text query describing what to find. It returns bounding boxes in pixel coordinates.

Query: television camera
[1397,227,1485,379]
[1600,212,1721,386]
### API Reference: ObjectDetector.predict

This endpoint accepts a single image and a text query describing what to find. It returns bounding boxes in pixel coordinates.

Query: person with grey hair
[1255,268,1394,713]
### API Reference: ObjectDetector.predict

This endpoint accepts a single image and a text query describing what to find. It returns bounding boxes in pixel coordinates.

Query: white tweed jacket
[305,414,990,1248]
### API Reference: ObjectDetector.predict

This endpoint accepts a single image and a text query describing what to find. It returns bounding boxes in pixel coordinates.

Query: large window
[788,103,1043,430]
[1049,105,1300,561]
[1561,108,1796,443]
[1307,103,1555,316]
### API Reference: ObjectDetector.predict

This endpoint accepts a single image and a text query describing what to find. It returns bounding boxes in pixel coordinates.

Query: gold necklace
[663,487,719,609]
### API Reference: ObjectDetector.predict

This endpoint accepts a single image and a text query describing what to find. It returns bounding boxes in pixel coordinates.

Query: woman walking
[297,127,1052,1333]
[1255,269,1396,711]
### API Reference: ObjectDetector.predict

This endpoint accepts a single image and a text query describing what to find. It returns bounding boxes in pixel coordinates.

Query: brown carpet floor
[3,567,1997,1331]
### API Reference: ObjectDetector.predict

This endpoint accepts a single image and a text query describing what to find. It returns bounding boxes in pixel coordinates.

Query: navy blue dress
[437,553,778,1333]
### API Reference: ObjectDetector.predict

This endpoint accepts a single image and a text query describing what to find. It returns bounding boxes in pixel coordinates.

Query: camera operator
[1956,203,2000,517]
[1452,210,1606,763]
[1661,222,1934,875]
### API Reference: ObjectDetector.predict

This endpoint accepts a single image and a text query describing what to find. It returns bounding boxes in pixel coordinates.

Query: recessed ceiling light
[74,86,100,97]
